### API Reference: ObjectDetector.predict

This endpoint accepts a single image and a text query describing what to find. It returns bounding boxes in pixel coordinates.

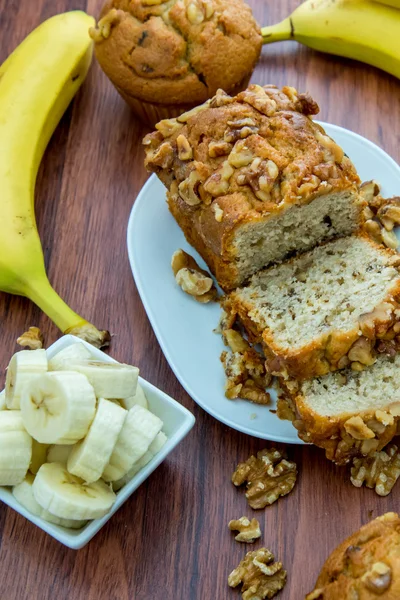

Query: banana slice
[33,462,116,520]
[113,432,167,491]
[57,360,139,399]
[67,398,127,483]
[29,440,50,475]
[0,390,6,410]
[5,349,48,409]
[13,474,87,529]
[116,383,148,410]
[48,342,92,371]
[20,371,96,444]
[0,411,32,485]
[102,405,163,482]
[47,444,74,465]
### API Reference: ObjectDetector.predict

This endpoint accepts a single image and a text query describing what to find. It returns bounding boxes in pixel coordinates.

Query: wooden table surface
[1,1,400,598]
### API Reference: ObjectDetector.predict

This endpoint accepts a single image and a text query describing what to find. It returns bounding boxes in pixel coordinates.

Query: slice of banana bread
[279,354,400,465]
[144,84,365,290]
[225,234,400,380]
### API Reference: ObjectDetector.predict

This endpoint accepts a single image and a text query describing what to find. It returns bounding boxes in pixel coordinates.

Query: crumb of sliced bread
[227,234,400,379]
[281,354,400,465]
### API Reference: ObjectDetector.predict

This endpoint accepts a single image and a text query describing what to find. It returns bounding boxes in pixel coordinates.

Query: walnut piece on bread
[350,443,400,496]
[361,181,400,250]
[228,547,287,600]
[221,328,271,405]
[232,448,297,509]
[171,249,218,303]
[228,517,261,543]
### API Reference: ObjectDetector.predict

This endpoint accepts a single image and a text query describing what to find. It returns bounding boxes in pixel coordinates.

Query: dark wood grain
[0,1,400,598]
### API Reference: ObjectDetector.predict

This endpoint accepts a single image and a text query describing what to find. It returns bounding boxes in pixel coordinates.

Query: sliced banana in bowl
[0,335,195,549]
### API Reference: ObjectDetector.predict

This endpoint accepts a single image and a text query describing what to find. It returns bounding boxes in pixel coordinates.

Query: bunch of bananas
[0,12,109,347]
[262,0,400,80]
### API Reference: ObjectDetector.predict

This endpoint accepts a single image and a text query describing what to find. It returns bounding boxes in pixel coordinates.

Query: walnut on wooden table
[350,443,400,496]
[16,327,44,350]
[228,547,287,600]
[221,328,271,405]
[171,248,218,303]
[228,517,261,543]
[232,448,297,509]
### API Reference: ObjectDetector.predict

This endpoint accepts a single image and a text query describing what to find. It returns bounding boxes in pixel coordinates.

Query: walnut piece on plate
[350,443,400,496]
[228,517,261,543]
[16,327,44,350]
[171,249,218,303]
[228,547,287,600]
[221,328,271,405]
[232,448,297,509]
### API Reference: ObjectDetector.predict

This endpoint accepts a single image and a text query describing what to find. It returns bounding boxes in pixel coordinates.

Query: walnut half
[171,249,218,303]
[228,517,261,543]
[232,448,297,509]
[228,547,287,600]
[16,327,44,350]
[350,443,400,496]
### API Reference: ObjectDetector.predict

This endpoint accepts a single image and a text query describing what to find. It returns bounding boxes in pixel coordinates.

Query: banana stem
[24,276,110,348]
[262,17,294,44]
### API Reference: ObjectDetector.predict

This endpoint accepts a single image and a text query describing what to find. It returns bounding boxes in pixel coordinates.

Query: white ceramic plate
[0,335,195,549]
[127,123,400,443]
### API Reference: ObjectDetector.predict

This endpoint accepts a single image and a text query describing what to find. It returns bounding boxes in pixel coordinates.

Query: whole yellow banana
[262,0,400,80]
[0,11,110,348]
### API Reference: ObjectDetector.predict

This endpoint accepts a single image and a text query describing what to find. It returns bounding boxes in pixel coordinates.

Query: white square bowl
[0,335,195,549]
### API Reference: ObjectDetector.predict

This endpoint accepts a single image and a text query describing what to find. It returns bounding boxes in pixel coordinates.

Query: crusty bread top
[144,85,360,219]
[231,235,400,351]
[92,0,262,105]
[306,513,400,599]
[298,353,400,417]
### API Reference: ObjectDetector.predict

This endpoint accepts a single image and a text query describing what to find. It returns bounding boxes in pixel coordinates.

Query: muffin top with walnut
[91,0,262,107]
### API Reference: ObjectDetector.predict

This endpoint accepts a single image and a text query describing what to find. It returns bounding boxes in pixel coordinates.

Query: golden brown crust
[306,513,400,599]
[91,0,262,109]
[225,235,400,380]
[144,84,362,289]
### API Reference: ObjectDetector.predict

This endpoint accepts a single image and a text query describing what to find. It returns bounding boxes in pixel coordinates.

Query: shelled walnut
[232,448,297,509]
[361,181,400,250]
[221,329,271,405]
[228,517,261,543]
[350,443,400,496]
[171,249,218,303]
[228,547,287,600]
[16,327,44,350]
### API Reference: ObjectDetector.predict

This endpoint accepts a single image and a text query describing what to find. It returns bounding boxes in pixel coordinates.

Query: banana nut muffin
[306,513,400,599]
[90,0,262,125]
[144,84,364,290]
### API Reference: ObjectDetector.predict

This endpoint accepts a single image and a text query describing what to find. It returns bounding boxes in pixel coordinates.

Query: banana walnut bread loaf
[90,0,262,125]
[278,353,400,465]
[224,235,400,380]
[144,84,365,290]
[306,513,400,599]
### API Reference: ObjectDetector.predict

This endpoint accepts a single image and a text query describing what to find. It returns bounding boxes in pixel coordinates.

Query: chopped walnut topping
[221,328,271,405]
[228,548,287,600]
[155,118,182,139]
[344,416,375,441]
[171,249,218,302]
[178,170,202,205]
[315,129,344,163]
[228,141,254,168]
[176,134,193,161]
[347,337,376,366]
[212,202,224,222]
[228,517,261,543]
[146,141,174,170]
[364,219,383,244]
[177,100,210,123]
[224,118,259,143]
[239,85,278,117]
[204,161,234,196]
[351,443,400,496]
[276,397,296,422]
[381,228,399,249]
[359,180,381,206]
[232,448,297,509]
[208,140,232,158]
[359,302,395,339]
[362,562,392,594]
[89,8,123,42]
[210,88,234,108]
[378,201,400,231]
[16,327,44,350]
